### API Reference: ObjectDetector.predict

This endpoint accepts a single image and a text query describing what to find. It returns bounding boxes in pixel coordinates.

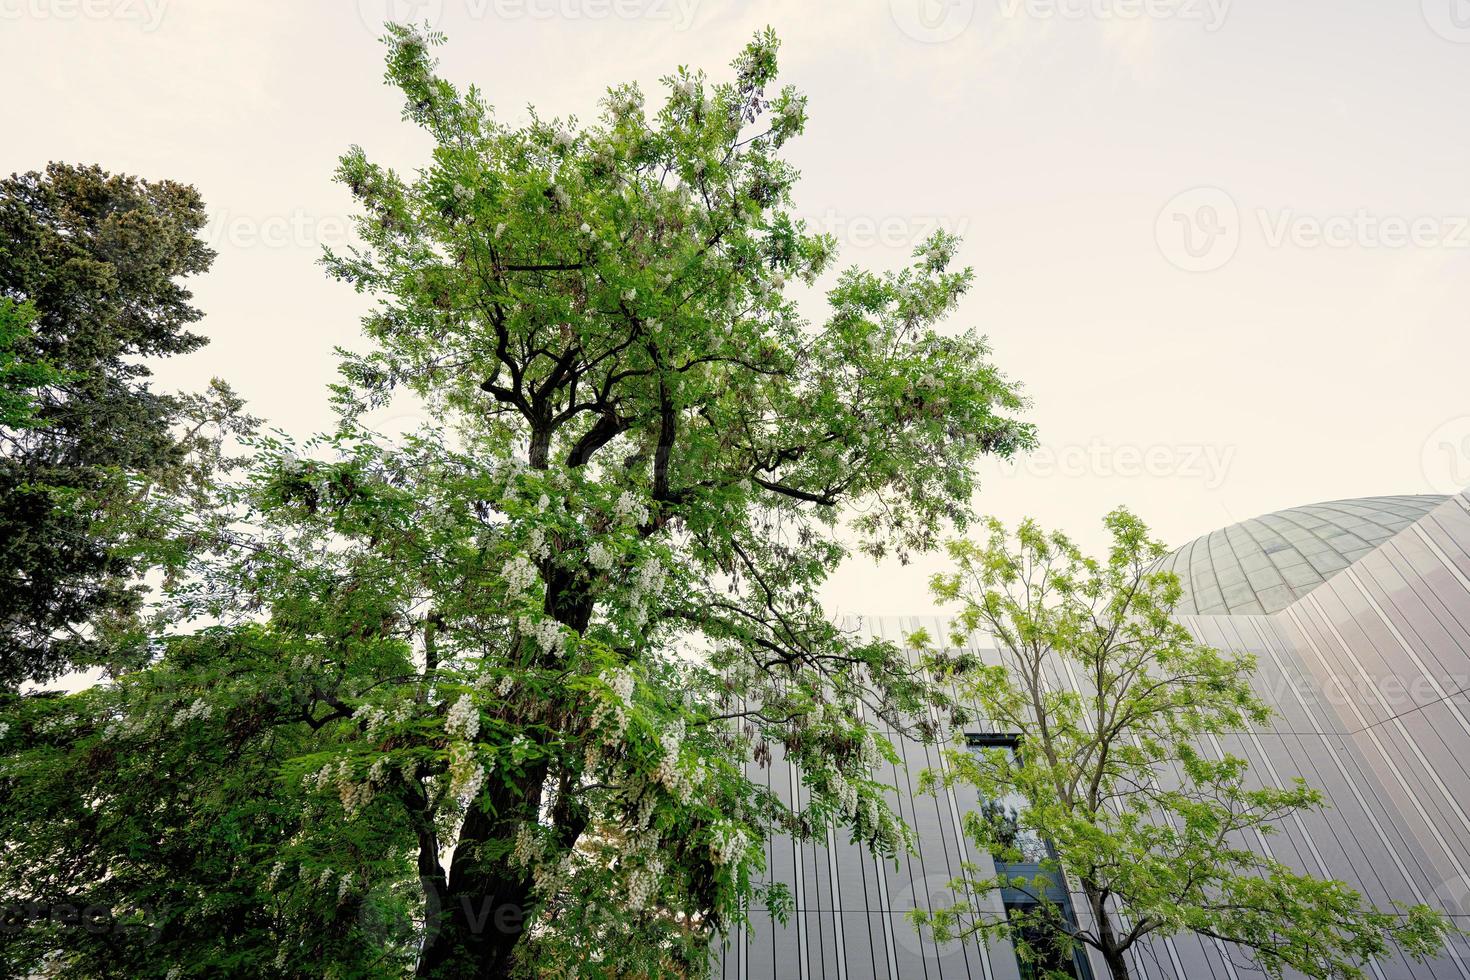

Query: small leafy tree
[910,510,1456,980]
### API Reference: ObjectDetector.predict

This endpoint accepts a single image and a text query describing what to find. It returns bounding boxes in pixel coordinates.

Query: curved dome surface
[1160,495,1447,616]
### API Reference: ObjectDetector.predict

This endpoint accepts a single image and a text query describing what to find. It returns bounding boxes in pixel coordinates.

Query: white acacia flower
[504,554,538,597]
[579,222,591,234]
[494,222,507,239]
[445,694,480,741]
[614,490,648,525]
[609,669,635,703]
[587,541,615,571]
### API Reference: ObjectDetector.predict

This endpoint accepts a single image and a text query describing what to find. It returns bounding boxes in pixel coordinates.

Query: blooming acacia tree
[257,25,1032,976]
[0,26,1030,978]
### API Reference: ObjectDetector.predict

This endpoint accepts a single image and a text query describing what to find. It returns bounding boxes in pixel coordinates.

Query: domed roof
[1160,495,1448,616]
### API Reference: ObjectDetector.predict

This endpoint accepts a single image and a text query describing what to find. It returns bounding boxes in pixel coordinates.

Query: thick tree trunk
[416,563,595,977]
[415,771,545,978]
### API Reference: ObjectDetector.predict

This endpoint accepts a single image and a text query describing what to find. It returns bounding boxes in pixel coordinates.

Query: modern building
[720,492,1470,980]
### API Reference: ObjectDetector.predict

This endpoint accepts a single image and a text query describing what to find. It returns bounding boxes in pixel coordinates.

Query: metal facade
[719,493,1470,980]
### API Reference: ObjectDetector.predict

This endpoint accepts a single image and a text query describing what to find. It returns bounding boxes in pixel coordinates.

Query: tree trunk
[1101,945,1131,980]
[415,770,546,978]
[415,565,595,977]
[1086,880,1131,980]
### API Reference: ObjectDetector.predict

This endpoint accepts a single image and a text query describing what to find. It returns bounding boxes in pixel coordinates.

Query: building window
[966,734,1090,980]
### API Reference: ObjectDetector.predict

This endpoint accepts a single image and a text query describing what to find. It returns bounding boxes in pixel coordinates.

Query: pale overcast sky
[5,0,1470,615]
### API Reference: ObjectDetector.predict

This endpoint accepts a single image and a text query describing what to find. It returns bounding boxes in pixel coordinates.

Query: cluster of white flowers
[635,792,656,831]
[504,554,539,598]
[445,694,480,741]
[550,183,570,209]
[587,541,616,572]
[303,760,342,792]
[834,777,859,819]
[170,697,212,727]
[518,614,565,657]
[654,723,693,801]
[551,126,575,150]
[614,490,648,526]
[340,776,374,818]
[511,823,542,868]
[452,182,471,201]
[592,668,635,739]
[0,722,9,739]
[368,754,392,785]
[266,862,285,892]
[494,221,507,239]
[303,759,375,818]
[337,873,354,904]
[533,852,575,894]
[709,824,751,867]
[448,742,486,802]
[609,88,643,119]
[359,701,411,737]
[633,557,665,598]
[627,854,665,911]
[609,669,635,703]
[674,77,698,100]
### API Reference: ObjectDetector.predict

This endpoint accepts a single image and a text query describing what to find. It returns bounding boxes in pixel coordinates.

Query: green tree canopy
[0,26,1031,979]
[0,163,244,688]
[910,510,1456,980]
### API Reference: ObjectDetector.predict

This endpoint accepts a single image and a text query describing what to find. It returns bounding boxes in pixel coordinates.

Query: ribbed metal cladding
[718,492,1470,979]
